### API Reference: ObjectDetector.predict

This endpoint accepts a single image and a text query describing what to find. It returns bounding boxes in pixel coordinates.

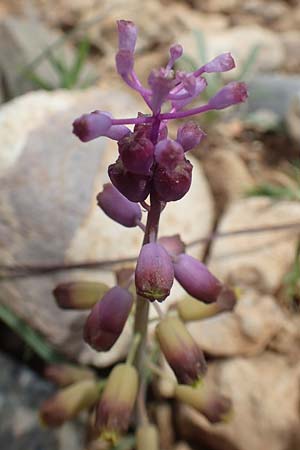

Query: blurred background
[0,0,300,449]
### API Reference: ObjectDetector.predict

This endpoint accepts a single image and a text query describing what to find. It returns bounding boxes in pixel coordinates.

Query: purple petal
[208,82,248,110]
[203,52,235,73]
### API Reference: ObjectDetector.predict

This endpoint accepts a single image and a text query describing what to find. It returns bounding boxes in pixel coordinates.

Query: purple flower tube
[173,254,223,303]
[97,183,142,227]
[83,286,133,352]
[135,242,174,302]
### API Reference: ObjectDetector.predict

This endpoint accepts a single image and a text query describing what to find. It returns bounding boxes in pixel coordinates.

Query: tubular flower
[97,183,142,227]
[40,379,100,427]
[53,281,109,310]
[84,286,133,352]
[156,316,207,384]
[175,384,232,423]
[95,363,138,443]
[135,242,174,302]
[173,254,223,303]
[44,364,95,387]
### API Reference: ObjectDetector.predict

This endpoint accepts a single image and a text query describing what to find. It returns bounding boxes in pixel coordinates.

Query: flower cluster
[44,20,247,446]
[73,20,247,204]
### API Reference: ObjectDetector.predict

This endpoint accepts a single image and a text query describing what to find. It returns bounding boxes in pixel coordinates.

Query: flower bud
[53,281,110,310]
[174,384,232,423]
[40,379,100,427]
[177,287,236,321]
[208,82,248,110]
[95,363,138,443]
[108,158,151,202]
[156,316,206,384]
[177,297,220,321]
[135,243,174,302]
[97,183,142,227]
[44,364,95,387]
[72,111,112,142]
[118,134,154,175]
[169,44,183,65]
[158,234,185,257]
[176,121,205,152]
[173,254,222,303]
[117,20,137,53]
[154,139,184,171]
[203,52,235,73]
[84,286,133,351]
[136,424,159,450]
[153,158,193,202]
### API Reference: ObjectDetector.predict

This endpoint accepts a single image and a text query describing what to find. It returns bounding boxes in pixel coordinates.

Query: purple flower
[176,121,205,151]
[135,242,174,302]
[83,286,133,352]
[154,139,184,170]
[203,52,235,73]
[208,82,248,110]
[156,316,207,384]
[117,20,137,53]
[158,234,185,257]
[108,158,151,202]
[173,254,223,303]
[96,183,142,227]
[72,111,112,142]
[118,133,154,175]
[167,44,183,69]
[153,158,193,202]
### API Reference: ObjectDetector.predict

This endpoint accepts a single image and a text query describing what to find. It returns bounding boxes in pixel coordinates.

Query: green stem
[126,333,141,365]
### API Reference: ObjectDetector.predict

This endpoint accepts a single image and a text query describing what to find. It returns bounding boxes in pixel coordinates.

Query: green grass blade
[0,304,64,362]
[66,37,91,88]
[246,184,299,201]
[26,71,54,90]
[193,30,207,64]
[237,44,261,81]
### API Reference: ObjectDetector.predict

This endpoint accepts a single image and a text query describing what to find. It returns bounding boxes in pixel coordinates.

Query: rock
[186,290,286,357]
[178,25,285,74]
[247,74,300,122]
[191,0,241,13]
[0,352,84,450]
[281,31,300,72]
[0,87,214,366]
[177,352,300,450]
[208,197,300,293]
[202,150,254,212]
[241,0,288,22]
[0,16,94,99]
[286,91,300,142]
